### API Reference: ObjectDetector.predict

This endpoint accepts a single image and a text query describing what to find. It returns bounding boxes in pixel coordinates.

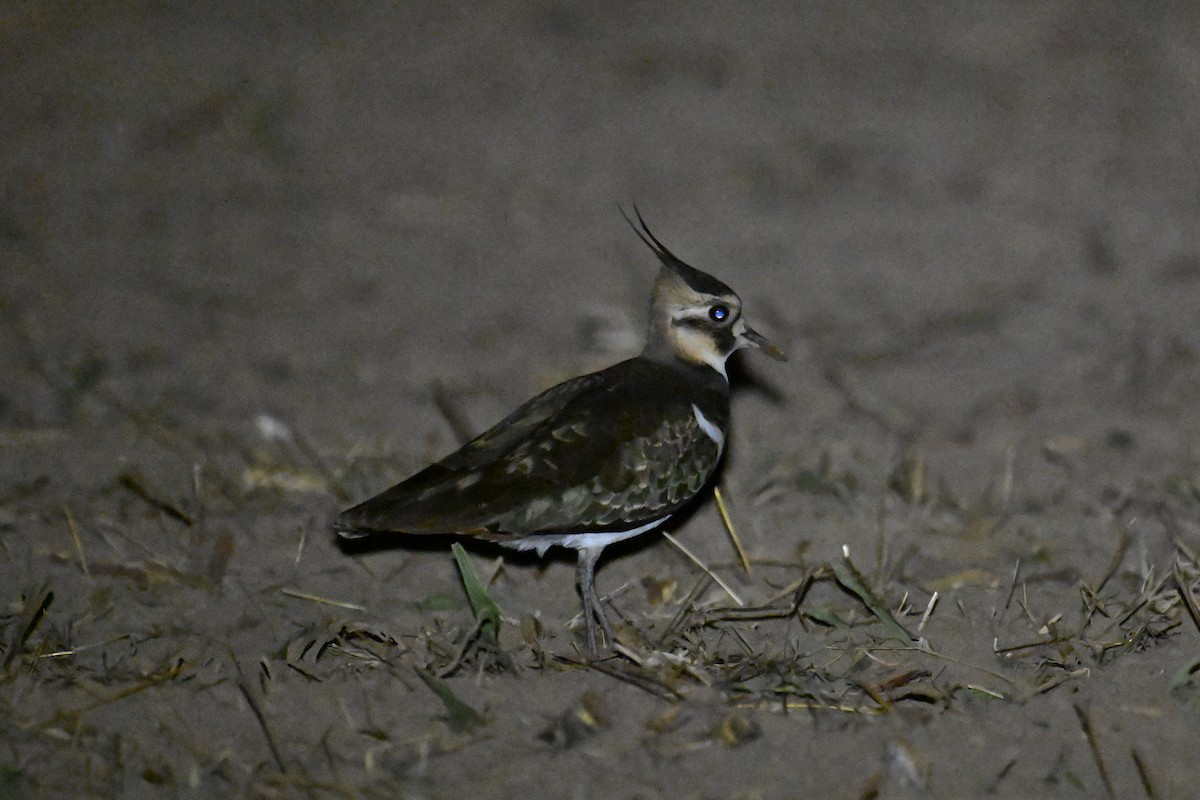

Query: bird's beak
[739,324,787,361]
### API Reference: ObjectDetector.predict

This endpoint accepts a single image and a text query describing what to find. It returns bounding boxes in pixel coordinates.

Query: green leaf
[831,557,916,643]
[451,543,501,644]
[806,606,851,629]
[1170,657,1200,689]
[416,668,486,732]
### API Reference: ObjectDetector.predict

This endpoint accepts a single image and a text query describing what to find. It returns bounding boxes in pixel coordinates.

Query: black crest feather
[619,205,734,297]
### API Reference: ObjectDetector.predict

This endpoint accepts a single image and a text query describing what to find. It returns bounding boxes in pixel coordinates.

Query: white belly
[505,516,670,557]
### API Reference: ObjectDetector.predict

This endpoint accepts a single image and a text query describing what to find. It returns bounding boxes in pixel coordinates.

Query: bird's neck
[643,322,732,380]
[642,341,732,390]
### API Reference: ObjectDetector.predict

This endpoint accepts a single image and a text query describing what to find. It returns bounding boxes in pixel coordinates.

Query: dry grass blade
[281,588,366,611]
[1032,668,1089,696]
[37,634,133,661]
[3,585,54,670]
[117,469,195,525]
[1002,558,1021,613]
[993,635,1071,655]
[858,680,892,712]
[655,574,711,649]
[1171,560,1200,635]
[765,568,821,606]
[1095,527,1131,595]
[703,603,798,623]
[75,658,188,714]
[1132,747,1157,799]
[238,680,287,773]
[713,486,751,575]
[738,698,880,714]
[1073,703,1116,800]
[987,758,1017,794]
[917,591,938,634]
[1078,533,1132,634]
[1119,572,1172,628]
[583,659,685,702]
[63,506,90,577]
[293,525,308,568]
[913,646,1019,688]
[662,532,743,606]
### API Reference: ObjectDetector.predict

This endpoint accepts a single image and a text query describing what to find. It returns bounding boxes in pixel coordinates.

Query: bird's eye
[709,304,731,323]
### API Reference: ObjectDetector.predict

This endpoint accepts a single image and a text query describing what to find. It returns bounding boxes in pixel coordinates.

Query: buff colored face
[654,271,784,377]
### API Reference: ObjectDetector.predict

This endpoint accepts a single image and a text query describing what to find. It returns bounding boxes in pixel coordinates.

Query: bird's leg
[576,546,613,657]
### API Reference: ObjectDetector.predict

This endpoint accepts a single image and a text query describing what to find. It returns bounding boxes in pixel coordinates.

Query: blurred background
[5,3,1197,465]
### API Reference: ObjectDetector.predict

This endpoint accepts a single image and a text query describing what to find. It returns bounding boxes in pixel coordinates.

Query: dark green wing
[489,388,723,535]
[336,359,728,537]
[335,368,606,535]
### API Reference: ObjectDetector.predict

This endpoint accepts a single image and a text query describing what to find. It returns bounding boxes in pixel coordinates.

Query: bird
[334,209,785,655]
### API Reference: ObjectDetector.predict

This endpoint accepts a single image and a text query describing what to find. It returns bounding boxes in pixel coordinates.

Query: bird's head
[624,208,786,378]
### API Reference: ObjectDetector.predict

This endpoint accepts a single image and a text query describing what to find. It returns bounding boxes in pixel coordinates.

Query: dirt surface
[3,3,1200,798]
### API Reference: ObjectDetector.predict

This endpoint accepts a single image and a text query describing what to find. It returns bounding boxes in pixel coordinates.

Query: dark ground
[2,3,1200,798]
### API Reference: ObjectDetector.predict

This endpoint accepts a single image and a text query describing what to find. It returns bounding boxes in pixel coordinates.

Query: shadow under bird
[334,210,785,655]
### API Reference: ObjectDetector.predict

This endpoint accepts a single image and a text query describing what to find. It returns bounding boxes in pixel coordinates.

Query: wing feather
[335,359,728,538]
